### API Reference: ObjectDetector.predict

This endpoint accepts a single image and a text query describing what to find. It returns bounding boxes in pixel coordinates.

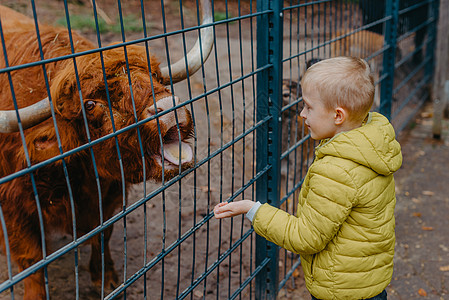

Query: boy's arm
[214,200,257,218]
[213,200,262,221]
[245,201,262,221]
[252,163,357,255]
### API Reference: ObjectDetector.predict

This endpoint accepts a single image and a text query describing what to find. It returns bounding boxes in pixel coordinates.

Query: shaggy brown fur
[280,57,322,200]
[0,5,193,299]
[280,79,312,200]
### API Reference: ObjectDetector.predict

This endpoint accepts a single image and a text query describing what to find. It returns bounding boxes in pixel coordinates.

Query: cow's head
[0,0,213,183]
[52,46,197,182]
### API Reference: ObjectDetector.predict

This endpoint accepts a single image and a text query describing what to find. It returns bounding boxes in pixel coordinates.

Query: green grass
[214,11,234,23]
[56,14,149,34]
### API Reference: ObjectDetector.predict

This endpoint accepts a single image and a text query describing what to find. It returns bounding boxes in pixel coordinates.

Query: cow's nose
[144,96,189,135]
[147,96,181,116]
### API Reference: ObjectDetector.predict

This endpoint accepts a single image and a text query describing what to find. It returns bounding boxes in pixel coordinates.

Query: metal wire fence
[0,0,437,299]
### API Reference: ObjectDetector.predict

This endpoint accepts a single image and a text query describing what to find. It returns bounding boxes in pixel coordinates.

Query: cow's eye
[153,72,164,84]
[84,100,96,111]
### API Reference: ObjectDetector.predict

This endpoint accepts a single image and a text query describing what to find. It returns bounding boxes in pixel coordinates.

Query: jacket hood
[315,112,402,175]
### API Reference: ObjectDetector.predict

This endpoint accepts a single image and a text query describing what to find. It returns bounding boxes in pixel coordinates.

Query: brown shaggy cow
[280,58,321,199]
[0,2,212,299]
[280,79,312,201]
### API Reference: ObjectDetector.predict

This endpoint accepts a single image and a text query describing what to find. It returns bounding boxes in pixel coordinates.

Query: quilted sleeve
[252,162,357,254]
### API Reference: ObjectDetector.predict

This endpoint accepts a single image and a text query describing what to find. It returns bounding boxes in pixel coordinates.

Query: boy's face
[300,87,338,140]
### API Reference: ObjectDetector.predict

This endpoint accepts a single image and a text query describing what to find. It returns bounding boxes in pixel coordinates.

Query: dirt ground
[0,1,273,299]
[1,1,443,300]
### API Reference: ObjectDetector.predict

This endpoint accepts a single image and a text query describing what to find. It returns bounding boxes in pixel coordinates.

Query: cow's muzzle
[145,96,193,169]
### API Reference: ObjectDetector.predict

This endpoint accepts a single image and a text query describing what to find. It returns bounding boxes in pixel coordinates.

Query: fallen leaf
[193,290,203,298]
[439,245,449,252]
[412,198,420,203]
[422,190,435,196]
[440,265,449,272]
[412,212,422,217]
[292,269,301,278]
[421,111,433,118]
[199,186,217,193]
[418,288,427,296]
[422,226,434,231]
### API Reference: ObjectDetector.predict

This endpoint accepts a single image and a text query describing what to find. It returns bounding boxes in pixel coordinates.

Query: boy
[214,57,402,300]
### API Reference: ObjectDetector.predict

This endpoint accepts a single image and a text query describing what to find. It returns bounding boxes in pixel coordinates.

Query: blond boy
[214,57,402,300]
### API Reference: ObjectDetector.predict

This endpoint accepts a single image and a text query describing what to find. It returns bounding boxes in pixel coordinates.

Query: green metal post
[380,0,399,119]
[425,0,439,81]
[256,0,283,298]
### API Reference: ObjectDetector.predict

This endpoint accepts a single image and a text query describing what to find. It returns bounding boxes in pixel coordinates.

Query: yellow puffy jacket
[252,112,402,299]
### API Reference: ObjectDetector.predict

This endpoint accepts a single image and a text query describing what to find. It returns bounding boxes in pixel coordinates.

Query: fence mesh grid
[0,0,437,299]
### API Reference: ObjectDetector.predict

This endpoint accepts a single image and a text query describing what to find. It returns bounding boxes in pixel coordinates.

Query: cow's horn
[0,98,52,133]
[160,0,214,85]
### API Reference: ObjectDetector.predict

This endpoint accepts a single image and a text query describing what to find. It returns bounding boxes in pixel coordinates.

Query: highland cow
[0,2,212,299]
[280,78,312,201]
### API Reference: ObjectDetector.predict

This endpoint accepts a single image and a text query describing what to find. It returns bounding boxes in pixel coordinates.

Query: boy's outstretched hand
[213,200,255,219]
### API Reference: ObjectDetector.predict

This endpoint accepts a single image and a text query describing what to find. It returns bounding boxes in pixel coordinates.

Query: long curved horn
[0,98,52,133]
[160,0,214,84]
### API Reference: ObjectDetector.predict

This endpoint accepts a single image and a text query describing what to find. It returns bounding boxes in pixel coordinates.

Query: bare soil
[0,1,269,299]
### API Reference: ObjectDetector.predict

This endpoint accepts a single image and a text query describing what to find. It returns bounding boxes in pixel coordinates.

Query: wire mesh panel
[0,0,438,299]
[0,0,262,299]
[273,0,437,298]
[390,0,438,131]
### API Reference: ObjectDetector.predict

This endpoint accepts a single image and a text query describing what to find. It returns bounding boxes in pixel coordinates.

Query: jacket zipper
[311,254,316,280]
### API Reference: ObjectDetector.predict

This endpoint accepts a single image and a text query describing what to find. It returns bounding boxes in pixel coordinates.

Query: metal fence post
[425,0,439,81]
[380,0,399,119]
[256,0,283,299]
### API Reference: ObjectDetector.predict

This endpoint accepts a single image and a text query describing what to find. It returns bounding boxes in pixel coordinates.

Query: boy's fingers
[214,204,237,219]
[214,210,226,218]
[214,202,227,210]
[214,211,235,219]
[214,213,225,219]
[214,202,230,213]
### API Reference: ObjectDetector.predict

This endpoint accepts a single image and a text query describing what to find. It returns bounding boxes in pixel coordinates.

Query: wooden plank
[433,0,449,139]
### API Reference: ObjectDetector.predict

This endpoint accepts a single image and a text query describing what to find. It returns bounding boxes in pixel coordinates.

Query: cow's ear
[24,122,82,164]
[23,124,59,164]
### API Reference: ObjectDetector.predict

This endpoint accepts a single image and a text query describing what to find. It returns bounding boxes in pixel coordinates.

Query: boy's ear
[334,107,346,125]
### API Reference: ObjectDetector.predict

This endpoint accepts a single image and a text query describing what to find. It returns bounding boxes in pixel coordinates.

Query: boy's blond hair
[301,56,375,123]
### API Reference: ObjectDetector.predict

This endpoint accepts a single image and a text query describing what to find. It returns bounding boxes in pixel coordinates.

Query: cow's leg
[86,181,121,294]
[89,226,118,292]
[12,235,46,300]
[18,260,46,300]
[1,193,47,300]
